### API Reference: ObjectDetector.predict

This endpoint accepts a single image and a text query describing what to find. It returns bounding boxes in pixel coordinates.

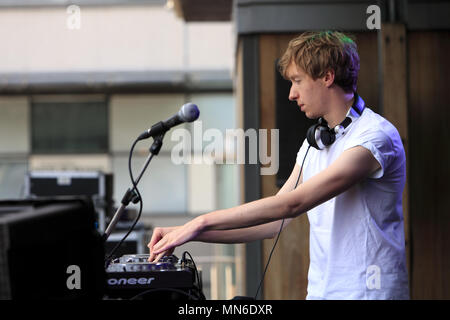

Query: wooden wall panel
[259,33,309,300]
[380,23,411,288]
[408,31,450,299]
[235,39,248,296]
[353,32,379,113]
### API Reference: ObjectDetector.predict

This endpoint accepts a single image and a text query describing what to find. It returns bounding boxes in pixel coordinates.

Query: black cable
[129,287,200,301]
[182,251,205,299]
[254,145,311,300]
[182,251,199,288]
[104,137,145,264]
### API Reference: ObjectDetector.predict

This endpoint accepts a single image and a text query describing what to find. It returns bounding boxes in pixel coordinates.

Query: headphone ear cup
[307,123,321,149]
[307,122,336,150]
[320,128,336,147]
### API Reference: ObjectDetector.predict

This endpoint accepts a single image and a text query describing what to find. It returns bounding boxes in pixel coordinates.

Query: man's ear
[323,69,335,88]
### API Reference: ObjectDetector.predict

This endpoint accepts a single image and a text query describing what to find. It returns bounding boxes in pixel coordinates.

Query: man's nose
[288,86,297,101]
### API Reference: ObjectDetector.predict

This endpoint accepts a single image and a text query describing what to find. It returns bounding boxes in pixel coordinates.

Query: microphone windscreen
[179,103,200,122]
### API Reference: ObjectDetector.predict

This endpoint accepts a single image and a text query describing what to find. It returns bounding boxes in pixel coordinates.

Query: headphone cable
[254,145,311,299]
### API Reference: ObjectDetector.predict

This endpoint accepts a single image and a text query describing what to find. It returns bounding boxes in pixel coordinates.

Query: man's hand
[147,226,177,262]
[148,217,205,262]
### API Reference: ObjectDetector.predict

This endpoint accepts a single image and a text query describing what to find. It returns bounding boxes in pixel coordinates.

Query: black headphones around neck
[306,93,365,150]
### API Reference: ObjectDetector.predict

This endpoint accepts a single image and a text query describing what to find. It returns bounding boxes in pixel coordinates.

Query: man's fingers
[153,252,166,263]
[148,251,155,262]
[152,235,169,254]
[148,250,167,263]
[148,239,168,261]
[152,244,168,256]
[147,227,165,251]
[147,234,162,250]
[147,234,165,261]
[147,228,179,262]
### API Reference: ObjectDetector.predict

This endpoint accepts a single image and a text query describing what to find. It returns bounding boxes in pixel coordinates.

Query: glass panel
[216,163,240,210]
[0,97,29,153]
[109,94,186,152]
[0,157,28,200]
[31,101,108,154]
[112,154,187,214]
[187,93,236,153]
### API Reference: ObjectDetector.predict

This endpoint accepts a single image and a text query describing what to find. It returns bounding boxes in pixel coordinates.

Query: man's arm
[148,162,302,261]
[200,146,380,231]
[151,146,380,255]
[192,162,303,243]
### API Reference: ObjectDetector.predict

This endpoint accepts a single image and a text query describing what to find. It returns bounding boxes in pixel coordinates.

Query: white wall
[0,6,233,72]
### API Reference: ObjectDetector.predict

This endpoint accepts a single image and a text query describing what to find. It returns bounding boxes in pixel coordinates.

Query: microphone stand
[102,133,165,242]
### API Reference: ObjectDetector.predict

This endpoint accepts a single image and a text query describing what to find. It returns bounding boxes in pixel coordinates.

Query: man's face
[285,61,329,119]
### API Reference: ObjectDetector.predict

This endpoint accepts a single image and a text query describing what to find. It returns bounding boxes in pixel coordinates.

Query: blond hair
[278,31,360,93]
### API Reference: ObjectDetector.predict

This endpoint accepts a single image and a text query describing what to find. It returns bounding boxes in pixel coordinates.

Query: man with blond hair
[148,31,409,300]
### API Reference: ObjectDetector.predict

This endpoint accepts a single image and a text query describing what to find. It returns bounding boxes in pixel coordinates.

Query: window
[31,96,108,154]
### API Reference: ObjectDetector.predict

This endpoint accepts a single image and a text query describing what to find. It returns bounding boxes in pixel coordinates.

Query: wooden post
[380,23,410,283]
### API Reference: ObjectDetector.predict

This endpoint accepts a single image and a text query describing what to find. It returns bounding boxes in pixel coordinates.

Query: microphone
[137,103,199,140]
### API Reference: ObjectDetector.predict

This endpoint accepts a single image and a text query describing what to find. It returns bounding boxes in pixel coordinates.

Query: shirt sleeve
[343,129,395,179]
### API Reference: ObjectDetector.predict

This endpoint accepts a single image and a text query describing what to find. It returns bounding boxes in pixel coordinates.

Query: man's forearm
[196,147,376,234]
[192,219,290,244]
[190,162,302,243]
[197,194,297,234]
